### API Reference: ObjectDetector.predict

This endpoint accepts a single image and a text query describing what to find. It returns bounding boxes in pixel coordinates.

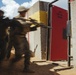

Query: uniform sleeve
[30,26,37,31]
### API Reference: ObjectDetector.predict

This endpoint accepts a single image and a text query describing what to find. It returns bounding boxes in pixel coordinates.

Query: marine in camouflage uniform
[6,6,37,73]
[0,10,10,62]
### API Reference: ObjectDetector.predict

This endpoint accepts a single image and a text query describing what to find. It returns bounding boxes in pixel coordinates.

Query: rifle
[14,17,51,29]
[28,18,51,29]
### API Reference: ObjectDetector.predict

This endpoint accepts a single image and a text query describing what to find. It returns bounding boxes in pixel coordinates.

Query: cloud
[0,0,68,18]
[21,0,40,8]
[1,0,19,18]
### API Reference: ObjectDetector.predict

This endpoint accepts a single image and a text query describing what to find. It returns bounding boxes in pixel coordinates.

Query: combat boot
[23,67,35,73]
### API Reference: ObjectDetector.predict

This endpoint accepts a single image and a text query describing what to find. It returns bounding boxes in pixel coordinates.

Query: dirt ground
[0,56,76,75]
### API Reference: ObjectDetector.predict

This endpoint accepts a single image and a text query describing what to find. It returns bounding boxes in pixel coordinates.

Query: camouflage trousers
[7,35,31,69]
[0,39,7,61]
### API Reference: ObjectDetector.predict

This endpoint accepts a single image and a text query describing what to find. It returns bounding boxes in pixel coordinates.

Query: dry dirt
[0,56,76,75]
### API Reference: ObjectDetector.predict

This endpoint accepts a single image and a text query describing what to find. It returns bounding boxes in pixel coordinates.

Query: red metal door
[50,6,68,61]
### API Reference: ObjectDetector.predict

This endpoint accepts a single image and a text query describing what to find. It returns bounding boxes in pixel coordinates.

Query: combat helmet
[18,6,29,13]
[0,10,4,14]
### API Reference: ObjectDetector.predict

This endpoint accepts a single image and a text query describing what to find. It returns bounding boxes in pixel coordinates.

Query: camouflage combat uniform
[7,15,37,71]
[0,16,10,61]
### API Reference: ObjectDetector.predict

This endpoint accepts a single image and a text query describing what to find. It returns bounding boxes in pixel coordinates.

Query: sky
[0,0,31,7]
[0,0,68,18]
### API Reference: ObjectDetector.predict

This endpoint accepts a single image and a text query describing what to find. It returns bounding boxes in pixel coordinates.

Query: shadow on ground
[0,58,60,75]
